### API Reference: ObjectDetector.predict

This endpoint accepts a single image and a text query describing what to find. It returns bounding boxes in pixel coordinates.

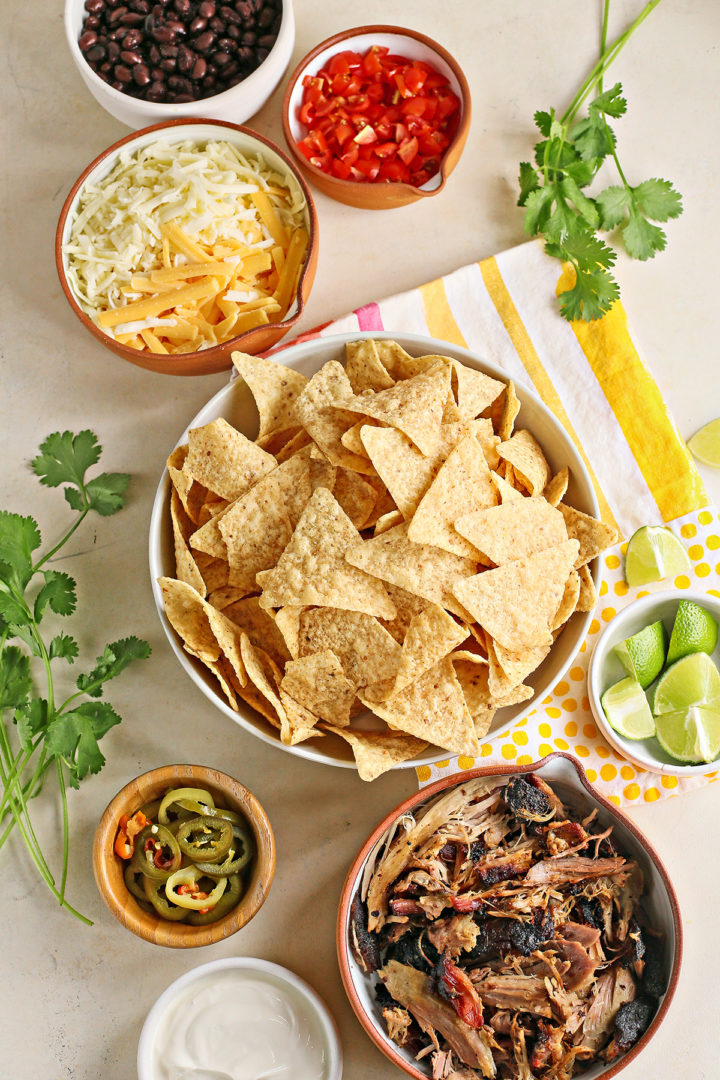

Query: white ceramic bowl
[64,0,295,128]
[337,753,682,1080]
[137,957,342,1080]
[588,590,720,776]
[149,330,603,769]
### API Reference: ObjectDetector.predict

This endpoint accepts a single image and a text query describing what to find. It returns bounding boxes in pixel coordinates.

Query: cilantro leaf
[14,699,48,749]
[45,701,121,785]
[0,645,32,710]
[622,206,667,260]
[0,590,31,628]
[570,113,615,162]
[557,264,620,322]
[76,637,151,698]
[589,82,627,119]
[596,185,631,229]
[523,186,556,235]
[0,512,41,592]
[533,110,554,136]
[631,178,683,221]
[31,431,102,489]
[84,472,131,517]
[49,634,79,663]
[560,177,599,229]
[34,571,77,623]
[518,162,539,206]
[6,623,41,656]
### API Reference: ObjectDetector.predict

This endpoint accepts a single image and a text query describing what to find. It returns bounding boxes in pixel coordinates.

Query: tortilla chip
[194,552,229,594]
[497,429,551,496]
[558,503,619,568]
[346,522,478,619]
[347,362,451,456]
[378,583,430,643]
[576,563,598,612]
[320,726,428,781]
[408,433,497,557]
[184,647,240,711]
[207,586,247,610]
[544,467,569,507]
[340,421,374,457]
[274,605,304,659]
[159,576,248,689]
[218,479,293,594]
[452,539,580,650]
[167,444,207,524]
[281,650,355,727]
[274,428,313,463]
[222,596,291,667]
[374,340,435,380]
[333,468,378,530]
[489,470,523,504]
[363,657,478,756]
[454,497,567,565]
[345,339,395,393]
[188,503,231,559]
[240,634,288,730]
[295,361,375,474]
[487,637,549,696]
[186,418,276,502]
[552,569,581,631]
[231,351,308,440]
[451,361,505,420]
[498,381,521,442]
[171,489,206,597]
[298,607,402,695]
[452,660,495,737]
[442,396,464,423]
[391,604,469,696]
[256,487,396,618]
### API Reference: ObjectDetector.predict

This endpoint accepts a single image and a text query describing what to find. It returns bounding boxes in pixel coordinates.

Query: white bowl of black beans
[65,0,294,128]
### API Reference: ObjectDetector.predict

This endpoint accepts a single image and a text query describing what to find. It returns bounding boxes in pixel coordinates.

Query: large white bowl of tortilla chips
[149,332,617,779]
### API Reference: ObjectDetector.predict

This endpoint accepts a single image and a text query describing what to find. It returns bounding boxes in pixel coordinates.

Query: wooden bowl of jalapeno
[92,764,276,948]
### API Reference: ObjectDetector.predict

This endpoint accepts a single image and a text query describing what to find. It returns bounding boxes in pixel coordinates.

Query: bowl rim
[281,24,472,200]
[336,751,683,1080]
[587,588,720,777]
[148,329,604,771]
[92,762,276,947]
[136,956,343,1080]
[54,117,318,374]
[64,0,294,116]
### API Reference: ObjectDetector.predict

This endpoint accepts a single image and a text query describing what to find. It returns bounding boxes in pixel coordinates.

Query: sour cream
[149,967,331,1080]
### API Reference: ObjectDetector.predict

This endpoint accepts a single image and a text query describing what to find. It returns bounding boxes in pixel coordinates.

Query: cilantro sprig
[0,432,150,923]
[518,0,682,321]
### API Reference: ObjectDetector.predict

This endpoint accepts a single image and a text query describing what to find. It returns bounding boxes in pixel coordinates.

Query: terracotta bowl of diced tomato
[282,26,471,209]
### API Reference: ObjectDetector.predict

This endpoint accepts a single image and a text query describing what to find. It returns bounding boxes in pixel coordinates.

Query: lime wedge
[655,707,720,763]
[666,600,719,666]
[601,677,656,739]
[688,418,720,468]
[652,652,720,714]
[624,525,691,587]
[613,621,667,689]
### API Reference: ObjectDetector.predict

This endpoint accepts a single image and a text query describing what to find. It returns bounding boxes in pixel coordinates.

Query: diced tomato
[331,157,352,180]
[334,121,354,147]
[397,136,419,166]
[404,65,427,94]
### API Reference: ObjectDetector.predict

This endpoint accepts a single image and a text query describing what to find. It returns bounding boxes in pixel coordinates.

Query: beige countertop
[2,1,719,1077]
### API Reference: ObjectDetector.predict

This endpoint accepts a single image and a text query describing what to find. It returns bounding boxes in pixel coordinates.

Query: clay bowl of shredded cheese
[55,119,318,376]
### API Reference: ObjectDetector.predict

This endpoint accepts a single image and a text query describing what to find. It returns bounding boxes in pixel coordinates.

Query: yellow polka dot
[569,667,584,682]
[435,759,450,769]
[600,764,617,782]
[565,721,578,737]
[644,787,660,802]
[674,575,690,589]
[583,723,598,739]
[538,722,552,738]
[581,696,590,711]
[707,535,720,550]
[580,641,587,653]
[480,743,493,757]
[599,581,608,596]
[589,619,601,635]
[517,754,533,765]
[457,756,475,770]
[688,543,704,560]
[620,542,628,555]
[596,745,610,759]
[614,580,629,596]
[516,717,528,727]
[661,775,678,789]
[601,606,616,622]
[605,554,621,569]
[621,765,635,780]
[501,743,517,759]
[554,680,570,696]
[699,510,713,525]
[585,768,598,782]
[512,730,528,746]
[546,707,562,719]
[542,696,552,706]
[681,523,697,538]
[575,744,590,757]
[416,765,432,782]
[637,590,649,598]
[563,698,578,713]
[554,737,569,750]
[710,589,720,598]
[696,563,711,578]
[624,783,641,800]
[716,564,720,576]
[539,743,554,758]
[608,795,621,806]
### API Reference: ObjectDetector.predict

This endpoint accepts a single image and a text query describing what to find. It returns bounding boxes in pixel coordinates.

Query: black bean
[236,44,252,63]
[193,30,214,52]
[159,42,178,56]
[150,65,165,79]
[222,59,239,75]
[146,83,166,100]
[85,15,102,30]
[86,43,107,61]
[165,19,187,35]
[160,57,177,71]
[120,12,145,25]
[107,40,121,59]
[133,62,151,84]
[122,29,142,46]
[152,25,177,43]
[79,30,98,50]
[217,37,236,52]
[148,43,160,62]
[226,23,240,38]
[257,33,275,49]
[177,44,195,71]
[255,46,268,61]
[130,0,150,11]
[174,0,191,13]
[119,48,140,63]
[241,30,256,45]
[235,0,252,18]
[192,56,207,79]
[114,63,132,81]
[172,93,195,101]
[85,0,104,11]
[108,6,129,24]
[212,49,231,66]
[189,16,207,33]
[209,16,224,31]
[99,60,112,73]
[198,0,215,16]
[257,6,273,27]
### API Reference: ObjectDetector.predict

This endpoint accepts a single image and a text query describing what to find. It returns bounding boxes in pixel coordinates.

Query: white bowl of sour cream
[137,958,342,1080]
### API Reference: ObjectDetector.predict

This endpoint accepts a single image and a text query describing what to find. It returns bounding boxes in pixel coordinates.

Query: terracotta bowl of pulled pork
[337,753,681,1080]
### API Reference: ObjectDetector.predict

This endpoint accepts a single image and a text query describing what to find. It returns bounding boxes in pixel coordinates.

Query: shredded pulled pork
[353,774,665,1079]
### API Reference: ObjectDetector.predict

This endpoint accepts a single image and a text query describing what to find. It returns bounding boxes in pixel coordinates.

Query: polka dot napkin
[282,239,718,806]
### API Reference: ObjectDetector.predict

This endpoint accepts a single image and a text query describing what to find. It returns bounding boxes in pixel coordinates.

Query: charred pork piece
[389,928,441,974]
[468,839,486,862]
[432,953,485,1029]
[473,848,534,887]
[503,776,555,824]
[604,997,654,1061]
[350,891,380,973]
[640,936,667,999]
[466,911,555,965]
[576,897,604,931]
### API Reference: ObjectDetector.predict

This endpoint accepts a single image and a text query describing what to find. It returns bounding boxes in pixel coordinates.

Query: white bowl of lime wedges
[588,590,720,776]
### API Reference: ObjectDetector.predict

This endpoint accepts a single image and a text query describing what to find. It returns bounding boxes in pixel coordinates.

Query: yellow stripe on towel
[480,256,618,533]
[419,278,467,347]
[556,264,708,522]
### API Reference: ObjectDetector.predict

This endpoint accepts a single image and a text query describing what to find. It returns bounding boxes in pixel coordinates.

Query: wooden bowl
[93,763,276,948]
[55,119,318,376]
[282,26,471,209]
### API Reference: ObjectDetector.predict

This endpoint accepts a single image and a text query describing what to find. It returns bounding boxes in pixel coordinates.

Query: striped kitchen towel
[279,239,719,805]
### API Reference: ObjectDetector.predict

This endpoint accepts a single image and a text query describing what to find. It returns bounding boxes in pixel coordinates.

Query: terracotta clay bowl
[55,119,318,376]
[282,25,471,209]
[337,753,682,1080]
[93,763,276,948]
